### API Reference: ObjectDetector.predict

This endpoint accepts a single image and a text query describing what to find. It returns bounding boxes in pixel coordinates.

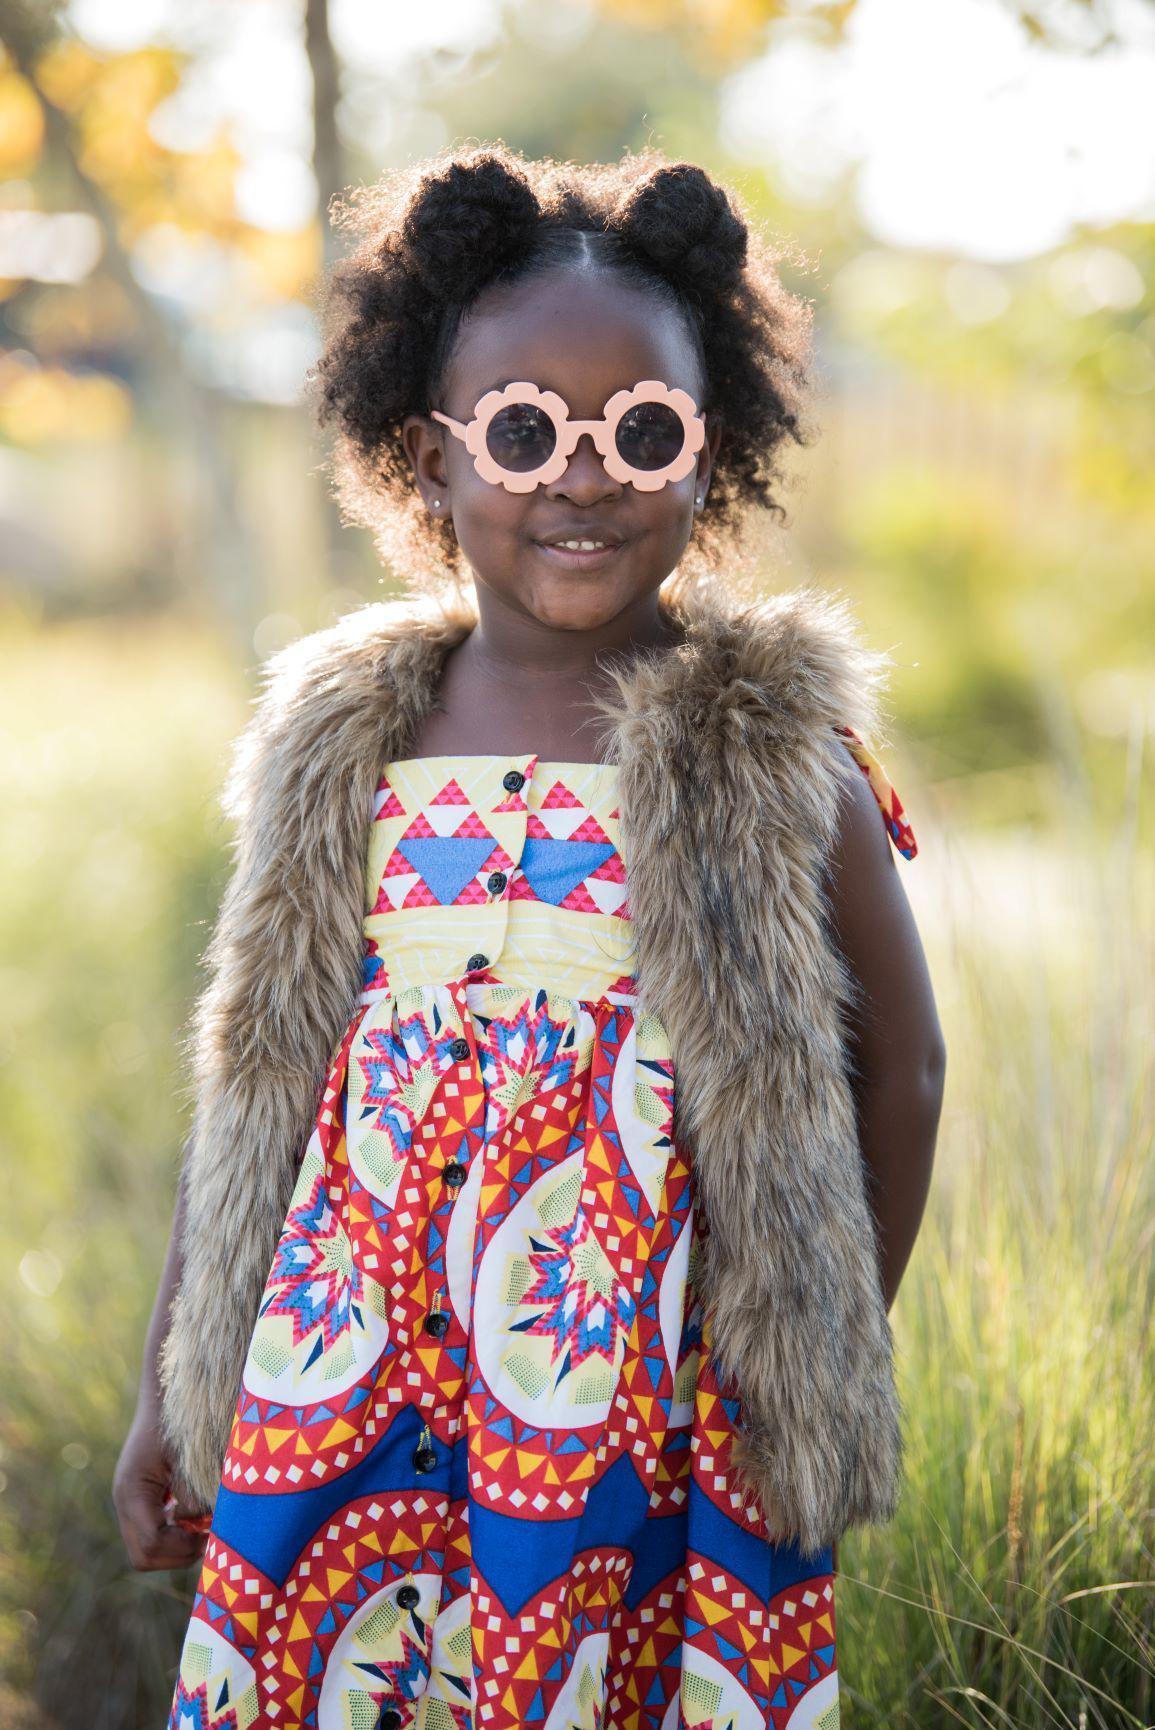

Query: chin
[526,589,631,632]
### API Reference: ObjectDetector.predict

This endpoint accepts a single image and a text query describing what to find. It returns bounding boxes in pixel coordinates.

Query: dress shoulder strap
[832,724,918,861]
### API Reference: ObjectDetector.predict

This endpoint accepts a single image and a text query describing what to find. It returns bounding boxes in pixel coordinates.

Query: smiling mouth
[533,538,628,566]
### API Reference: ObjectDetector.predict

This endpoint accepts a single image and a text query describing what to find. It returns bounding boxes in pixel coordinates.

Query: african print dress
[167,731,917,1730]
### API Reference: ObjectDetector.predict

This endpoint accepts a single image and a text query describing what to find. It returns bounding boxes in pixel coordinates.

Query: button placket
[464,754,534,980]
[433,978,486,1201]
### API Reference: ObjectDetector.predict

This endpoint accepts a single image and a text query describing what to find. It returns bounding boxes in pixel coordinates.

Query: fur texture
[158,579,903,1559]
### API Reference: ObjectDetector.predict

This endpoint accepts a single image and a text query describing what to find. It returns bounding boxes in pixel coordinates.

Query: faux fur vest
[158,579,905,1560]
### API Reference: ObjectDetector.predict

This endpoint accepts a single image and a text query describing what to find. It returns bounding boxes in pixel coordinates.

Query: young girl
[114,144,944,1729]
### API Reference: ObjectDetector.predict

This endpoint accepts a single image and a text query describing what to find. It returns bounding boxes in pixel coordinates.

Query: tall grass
[837,726,1155,1725]
[0,609,1150,1727]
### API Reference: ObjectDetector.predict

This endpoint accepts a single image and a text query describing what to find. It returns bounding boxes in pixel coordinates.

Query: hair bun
[402,150,542,302]
[613,162,747,296]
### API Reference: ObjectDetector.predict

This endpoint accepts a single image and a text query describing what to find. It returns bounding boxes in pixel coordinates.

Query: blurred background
[1,0,1152,1724]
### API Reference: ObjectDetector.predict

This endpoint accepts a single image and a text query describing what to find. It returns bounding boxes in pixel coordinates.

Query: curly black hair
[306,142,817,602]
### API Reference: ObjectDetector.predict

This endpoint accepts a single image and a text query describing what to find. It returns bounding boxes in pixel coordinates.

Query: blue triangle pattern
[398,835,495,905]
[519,837,615,906]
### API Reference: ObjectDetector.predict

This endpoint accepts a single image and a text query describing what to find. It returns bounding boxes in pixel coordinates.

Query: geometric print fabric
[168,747,915,1730]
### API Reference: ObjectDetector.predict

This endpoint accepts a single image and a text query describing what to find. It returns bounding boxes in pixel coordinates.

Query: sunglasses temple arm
[430,409,468,440]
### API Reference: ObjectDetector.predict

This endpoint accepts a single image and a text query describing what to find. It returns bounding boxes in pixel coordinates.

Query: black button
[396,1583,420,1610]
[378,1712,401,1730]
[502,769,526,792]
[413,1443,438,1474]
[450,1037,470,1062]
[486,871,507,895]
[466,952,488,971]
[442,1161,467,1188]
[423,1310,449,1338]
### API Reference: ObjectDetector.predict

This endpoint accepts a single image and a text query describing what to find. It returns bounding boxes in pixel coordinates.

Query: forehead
[443,266,701,410]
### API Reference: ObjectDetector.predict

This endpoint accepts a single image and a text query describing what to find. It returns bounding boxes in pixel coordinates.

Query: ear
[402,413,451,512]
[694,411,724,501]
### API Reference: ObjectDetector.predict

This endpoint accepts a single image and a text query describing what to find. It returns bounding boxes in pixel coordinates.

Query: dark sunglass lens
[486,403,556,473]
[616,402,686,471]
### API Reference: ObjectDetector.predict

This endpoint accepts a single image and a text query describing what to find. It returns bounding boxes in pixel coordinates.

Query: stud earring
[432,498,442,510]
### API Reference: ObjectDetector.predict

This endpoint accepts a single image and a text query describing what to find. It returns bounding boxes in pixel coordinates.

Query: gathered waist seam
[355,979,640,1010]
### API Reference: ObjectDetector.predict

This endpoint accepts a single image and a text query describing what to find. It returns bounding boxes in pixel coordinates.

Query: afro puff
[306,142,817,602]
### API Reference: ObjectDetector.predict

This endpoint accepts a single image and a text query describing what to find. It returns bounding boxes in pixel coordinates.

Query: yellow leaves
[39,40,183,125]
[170,133,246,232]
[31,37,106,115]
[74,53,185,197]
[114,133,245,246]
[34,40,230,236]
[0,65,45,175]
[237,225,324,303]
[0,355,133,445]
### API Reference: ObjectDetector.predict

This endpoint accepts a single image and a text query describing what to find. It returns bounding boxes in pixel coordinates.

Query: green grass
[0,608,1151,1727]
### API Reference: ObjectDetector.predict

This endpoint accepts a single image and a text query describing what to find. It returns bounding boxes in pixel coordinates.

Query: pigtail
[611,161,748,305]
[400,152,543,311]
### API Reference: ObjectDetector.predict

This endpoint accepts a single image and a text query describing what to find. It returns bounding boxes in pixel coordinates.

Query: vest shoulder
[662,583,895,749]
[217,594,474,826]
[253,594,473,708]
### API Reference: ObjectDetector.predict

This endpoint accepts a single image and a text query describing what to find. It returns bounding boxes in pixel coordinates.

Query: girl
[114,144,944,1729]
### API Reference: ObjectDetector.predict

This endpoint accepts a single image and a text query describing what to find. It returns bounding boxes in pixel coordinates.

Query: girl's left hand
[113,1404,210,1571]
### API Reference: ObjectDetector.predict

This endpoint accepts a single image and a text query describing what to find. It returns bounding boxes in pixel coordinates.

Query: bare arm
[112,1148,211,1571]
[826,752,947,1313]
[824,753,944,1577]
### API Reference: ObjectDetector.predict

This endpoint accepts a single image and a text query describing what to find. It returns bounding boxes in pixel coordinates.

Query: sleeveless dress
[167,731,917,1730]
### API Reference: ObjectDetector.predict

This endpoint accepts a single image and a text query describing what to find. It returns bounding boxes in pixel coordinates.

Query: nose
[545,431,623,502]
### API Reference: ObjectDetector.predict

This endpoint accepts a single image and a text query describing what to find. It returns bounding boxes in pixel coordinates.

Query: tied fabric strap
[833,723,919,861]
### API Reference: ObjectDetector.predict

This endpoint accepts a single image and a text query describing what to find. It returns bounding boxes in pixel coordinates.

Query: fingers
[163,1489,213,1535]
[115,1479,208,1573]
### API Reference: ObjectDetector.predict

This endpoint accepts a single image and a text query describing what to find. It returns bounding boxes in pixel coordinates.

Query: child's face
[403,266,722,635]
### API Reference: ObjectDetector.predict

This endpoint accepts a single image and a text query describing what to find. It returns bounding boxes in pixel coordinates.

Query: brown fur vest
[158,579,904,1559]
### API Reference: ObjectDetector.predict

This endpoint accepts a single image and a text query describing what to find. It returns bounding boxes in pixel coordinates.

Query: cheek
[638,485,696,543]
[450,463,528,538]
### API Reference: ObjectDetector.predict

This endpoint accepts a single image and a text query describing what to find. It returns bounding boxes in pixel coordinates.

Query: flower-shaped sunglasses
[430,379,706,494]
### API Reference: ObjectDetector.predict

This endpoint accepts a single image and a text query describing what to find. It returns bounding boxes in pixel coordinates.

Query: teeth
[556,540,607,550]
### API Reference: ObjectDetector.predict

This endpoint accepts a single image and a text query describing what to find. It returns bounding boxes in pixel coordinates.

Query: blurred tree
[305,0,344,270]
[302,0,357,584]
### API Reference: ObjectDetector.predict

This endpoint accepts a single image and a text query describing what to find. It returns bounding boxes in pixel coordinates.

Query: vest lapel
[160,580,902,1556]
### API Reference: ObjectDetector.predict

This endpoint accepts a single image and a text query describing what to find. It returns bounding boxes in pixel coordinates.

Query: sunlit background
[2,0,1153,1724]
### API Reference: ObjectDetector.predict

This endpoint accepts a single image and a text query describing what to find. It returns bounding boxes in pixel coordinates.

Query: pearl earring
[432,498,442,509]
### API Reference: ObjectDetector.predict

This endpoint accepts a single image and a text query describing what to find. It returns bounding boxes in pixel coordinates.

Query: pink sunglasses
[430,379,706,494]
